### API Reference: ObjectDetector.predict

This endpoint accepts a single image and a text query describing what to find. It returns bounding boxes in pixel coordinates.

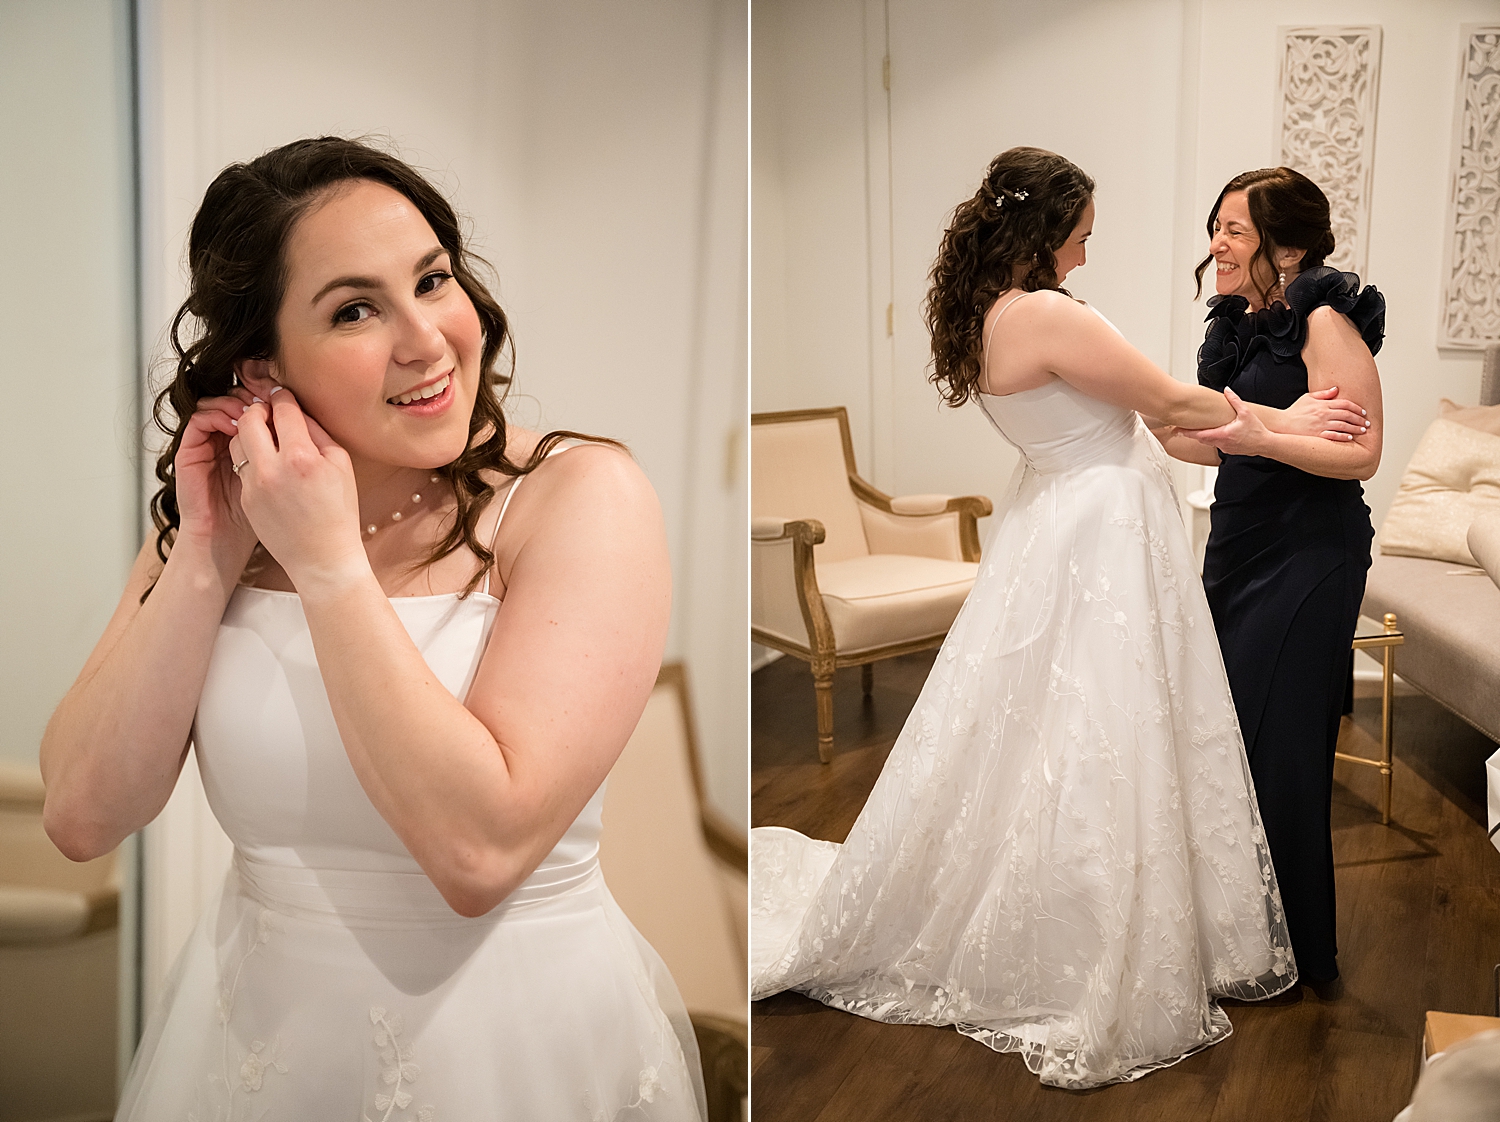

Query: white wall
[754,0,1500,530]
[751,0,877,465]
[0,0,139,772]
[0,0,143,1086]
[136,0,745,1009]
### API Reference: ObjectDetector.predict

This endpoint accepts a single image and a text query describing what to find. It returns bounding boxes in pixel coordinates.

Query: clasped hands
[1178,385,1367,456]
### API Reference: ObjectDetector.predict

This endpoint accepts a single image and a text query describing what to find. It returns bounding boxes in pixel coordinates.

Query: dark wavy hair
[1193,166,1336,306]
[925,147,1095,407]
[150,136,612,597]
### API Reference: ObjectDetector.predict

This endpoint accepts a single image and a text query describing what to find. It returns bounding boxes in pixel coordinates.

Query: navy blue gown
[1197,267,1385,983]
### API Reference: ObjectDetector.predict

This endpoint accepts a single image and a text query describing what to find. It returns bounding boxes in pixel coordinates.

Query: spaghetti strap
[980,291,1035,395]
[479,441,575,597]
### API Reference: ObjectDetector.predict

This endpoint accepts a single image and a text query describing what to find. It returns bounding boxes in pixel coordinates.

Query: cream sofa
[1362,344,1500,743]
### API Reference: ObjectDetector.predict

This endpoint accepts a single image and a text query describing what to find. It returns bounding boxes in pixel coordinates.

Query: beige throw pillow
[1440,398,1500,437]
[1380,418,1500,565]
[1468,512,1500,592]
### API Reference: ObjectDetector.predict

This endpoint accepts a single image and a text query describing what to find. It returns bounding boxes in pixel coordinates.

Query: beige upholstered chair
[599,664,746,1122]
[0,762,118,1122]
[752,407,992,761]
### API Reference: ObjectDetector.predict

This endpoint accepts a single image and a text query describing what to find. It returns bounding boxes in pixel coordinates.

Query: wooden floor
[750,652,1500,1122]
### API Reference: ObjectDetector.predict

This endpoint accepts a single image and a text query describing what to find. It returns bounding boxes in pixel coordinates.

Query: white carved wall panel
[1439,25,1500,349]
[1277,26,1383,280]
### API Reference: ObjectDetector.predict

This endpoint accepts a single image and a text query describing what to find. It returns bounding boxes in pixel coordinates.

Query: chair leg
[860,663,874,697]
[814,669,835,763]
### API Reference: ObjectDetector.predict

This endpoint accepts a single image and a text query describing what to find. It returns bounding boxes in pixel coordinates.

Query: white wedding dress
[751,373,1297,1089]
[118,572,706,1118]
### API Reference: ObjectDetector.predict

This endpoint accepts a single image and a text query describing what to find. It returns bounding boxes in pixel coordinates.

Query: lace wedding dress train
[751,377,1296,1089]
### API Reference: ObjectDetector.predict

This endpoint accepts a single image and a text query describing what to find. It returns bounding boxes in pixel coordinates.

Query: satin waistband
[984,411,1142,476]
[1026,417,1141,475]
[232,849,604,928]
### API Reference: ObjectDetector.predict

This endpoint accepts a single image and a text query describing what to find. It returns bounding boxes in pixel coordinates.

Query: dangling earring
[1278,270,1286,290]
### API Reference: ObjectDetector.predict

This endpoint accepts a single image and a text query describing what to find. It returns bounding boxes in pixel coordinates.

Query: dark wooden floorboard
[750,1045,772,1077]
[809,1017,963,1122]
[1307,1028,1415,1122]
[751,992,866,1120]
[751,653,1500,1121]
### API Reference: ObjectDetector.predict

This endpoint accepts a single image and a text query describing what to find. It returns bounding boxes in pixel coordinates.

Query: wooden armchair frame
[751,407,992,761]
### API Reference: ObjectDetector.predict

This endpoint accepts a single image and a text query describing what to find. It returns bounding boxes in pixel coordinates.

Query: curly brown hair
[1192,166,1336,307]
[925,147,1095,407]
[150,136,613,598]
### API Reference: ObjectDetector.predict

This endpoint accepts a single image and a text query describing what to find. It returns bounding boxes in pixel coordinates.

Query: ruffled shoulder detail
[1285,266,1385,357]
[1197,295,1254,390]
[1196,267,1385,390]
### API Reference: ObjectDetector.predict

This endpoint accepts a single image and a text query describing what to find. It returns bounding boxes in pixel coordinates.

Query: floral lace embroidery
[238,1038,288,1092]
[364,1007,434,1122]
[582,1065,666,1121]
[189,908,287,1121]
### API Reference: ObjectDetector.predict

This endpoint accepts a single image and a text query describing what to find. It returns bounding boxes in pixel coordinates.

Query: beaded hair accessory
[993,187,1030,210]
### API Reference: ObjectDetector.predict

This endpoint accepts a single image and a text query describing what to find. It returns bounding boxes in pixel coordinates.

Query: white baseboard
[751,644,783,672]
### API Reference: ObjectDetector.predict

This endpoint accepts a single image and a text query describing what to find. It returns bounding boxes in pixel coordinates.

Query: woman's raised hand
[173,391,259,564]
[229,387,369,594]
[1279,385,1368,441]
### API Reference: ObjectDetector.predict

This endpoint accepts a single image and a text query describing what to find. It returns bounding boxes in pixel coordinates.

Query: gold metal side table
[1335,612,1404,825]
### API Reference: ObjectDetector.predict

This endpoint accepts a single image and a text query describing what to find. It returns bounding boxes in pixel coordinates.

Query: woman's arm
[992,293,1234,426]
[41,396,258,861]
[1148,424,1223,465]
[1149,384,1365,466]
[236,392,669,917]
[1247,385,1368,441]
[1181,307,1383,480]
[1005,294,1365,435]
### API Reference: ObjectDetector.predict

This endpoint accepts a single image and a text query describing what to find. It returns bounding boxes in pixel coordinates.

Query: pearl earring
[1278,270,1286,288]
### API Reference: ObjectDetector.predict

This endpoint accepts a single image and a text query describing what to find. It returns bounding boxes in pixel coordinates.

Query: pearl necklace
[364,473,442,536]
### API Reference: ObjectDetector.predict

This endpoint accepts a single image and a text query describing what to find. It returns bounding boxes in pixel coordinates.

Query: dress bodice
[977,378,1143,475]
[126,589,703,1122]
[193,587,603,888]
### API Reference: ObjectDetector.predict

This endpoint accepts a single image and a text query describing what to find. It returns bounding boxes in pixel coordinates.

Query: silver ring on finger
[231,457,250,475]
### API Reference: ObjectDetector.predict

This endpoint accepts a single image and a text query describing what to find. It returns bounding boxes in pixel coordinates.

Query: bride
[41,137,704,1119]
[750,147,1364,1088]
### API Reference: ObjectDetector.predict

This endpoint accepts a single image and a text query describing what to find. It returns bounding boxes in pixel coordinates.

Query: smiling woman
[38,137,706,1119]
[1163,167,1387,994]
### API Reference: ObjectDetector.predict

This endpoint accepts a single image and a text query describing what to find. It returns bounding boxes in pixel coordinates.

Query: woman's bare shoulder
[1304,303,1371,355]
[534,440,652,507]
[492,433,655,537]
[1305,303,1357,330]
[998,287,1090,326]
[988,286,1074,311]
[1032,288,1090,313]
[988,290,1099,352]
